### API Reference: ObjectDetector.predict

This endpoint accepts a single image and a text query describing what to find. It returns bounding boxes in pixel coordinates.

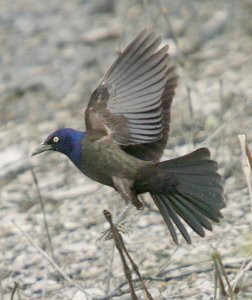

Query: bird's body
[32,29,225,244]
[81,136,145,187]
[81,137,179,196]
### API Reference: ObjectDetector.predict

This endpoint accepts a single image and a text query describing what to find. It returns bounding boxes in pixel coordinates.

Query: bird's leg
[111,176,133,223]
[99,176,143,240]
[112,175,143,221]
[132,196,143,211]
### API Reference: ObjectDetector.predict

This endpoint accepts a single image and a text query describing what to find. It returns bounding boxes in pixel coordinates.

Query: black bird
[32,30,225,244]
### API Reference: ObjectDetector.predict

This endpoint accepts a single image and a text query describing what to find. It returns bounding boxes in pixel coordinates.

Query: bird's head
[32,128,85,168]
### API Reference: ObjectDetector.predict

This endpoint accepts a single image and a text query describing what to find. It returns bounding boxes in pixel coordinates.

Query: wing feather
[106,30,154,83]
[85,29,177,153]
[116,45,168,89]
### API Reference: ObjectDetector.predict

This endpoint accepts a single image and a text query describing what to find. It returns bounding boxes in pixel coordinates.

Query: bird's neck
[64,130,85,170]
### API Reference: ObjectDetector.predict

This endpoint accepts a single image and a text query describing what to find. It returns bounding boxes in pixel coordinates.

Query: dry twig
[238,134,252,213]
[212,247,234,299]
[10,282,20,300]
[103,210,153,300]
[0,282,3,300]
[231,257,252,293]
[30,168,57,262]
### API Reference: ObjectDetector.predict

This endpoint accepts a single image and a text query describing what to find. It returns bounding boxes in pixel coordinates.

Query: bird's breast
[80,138,144,187]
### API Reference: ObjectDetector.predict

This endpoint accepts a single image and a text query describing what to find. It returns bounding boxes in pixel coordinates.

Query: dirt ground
[1,0,252,299]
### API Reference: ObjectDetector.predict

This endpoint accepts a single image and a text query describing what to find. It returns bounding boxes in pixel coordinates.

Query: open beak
[31,143,54,156]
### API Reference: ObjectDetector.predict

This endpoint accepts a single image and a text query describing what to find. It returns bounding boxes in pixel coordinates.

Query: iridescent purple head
[32,128,85,169]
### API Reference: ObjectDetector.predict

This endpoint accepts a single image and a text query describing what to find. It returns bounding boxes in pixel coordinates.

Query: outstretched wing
[85,29,177,153]
[122,69,177,161]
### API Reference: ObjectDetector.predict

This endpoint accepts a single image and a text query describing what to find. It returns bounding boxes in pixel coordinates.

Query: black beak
[31,143,54,156]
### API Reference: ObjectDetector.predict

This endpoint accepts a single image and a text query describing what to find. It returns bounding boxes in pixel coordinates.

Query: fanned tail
[150,148,225,244]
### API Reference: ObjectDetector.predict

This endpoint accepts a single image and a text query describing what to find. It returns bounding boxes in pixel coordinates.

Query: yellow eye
[53,136,59,143]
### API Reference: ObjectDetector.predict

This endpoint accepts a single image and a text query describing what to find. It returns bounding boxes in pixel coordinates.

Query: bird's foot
[99,219,131,240]
[98,204,139,241]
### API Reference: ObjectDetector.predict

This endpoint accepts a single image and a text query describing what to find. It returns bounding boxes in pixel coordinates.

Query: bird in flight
[32,29,225,244]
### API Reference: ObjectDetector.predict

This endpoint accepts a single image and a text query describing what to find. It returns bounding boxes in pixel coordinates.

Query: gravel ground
[1,0,252,299]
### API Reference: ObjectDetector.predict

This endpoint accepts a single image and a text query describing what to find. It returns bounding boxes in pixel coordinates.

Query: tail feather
[177,174,222,189]
[178,192,223,221]
[178,182,224,207]
[168,194,206,237]
[152,195,180,244]
[152,194,191,243]
[172,193,213,231]
[150,148,225,244]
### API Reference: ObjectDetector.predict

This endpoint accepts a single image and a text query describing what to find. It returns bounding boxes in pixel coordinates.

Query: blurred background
[1,0,252,299]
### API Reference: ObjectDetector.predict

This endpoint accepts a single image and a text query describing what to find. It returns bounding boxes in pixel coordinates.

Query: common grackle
[32,29,225,244]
